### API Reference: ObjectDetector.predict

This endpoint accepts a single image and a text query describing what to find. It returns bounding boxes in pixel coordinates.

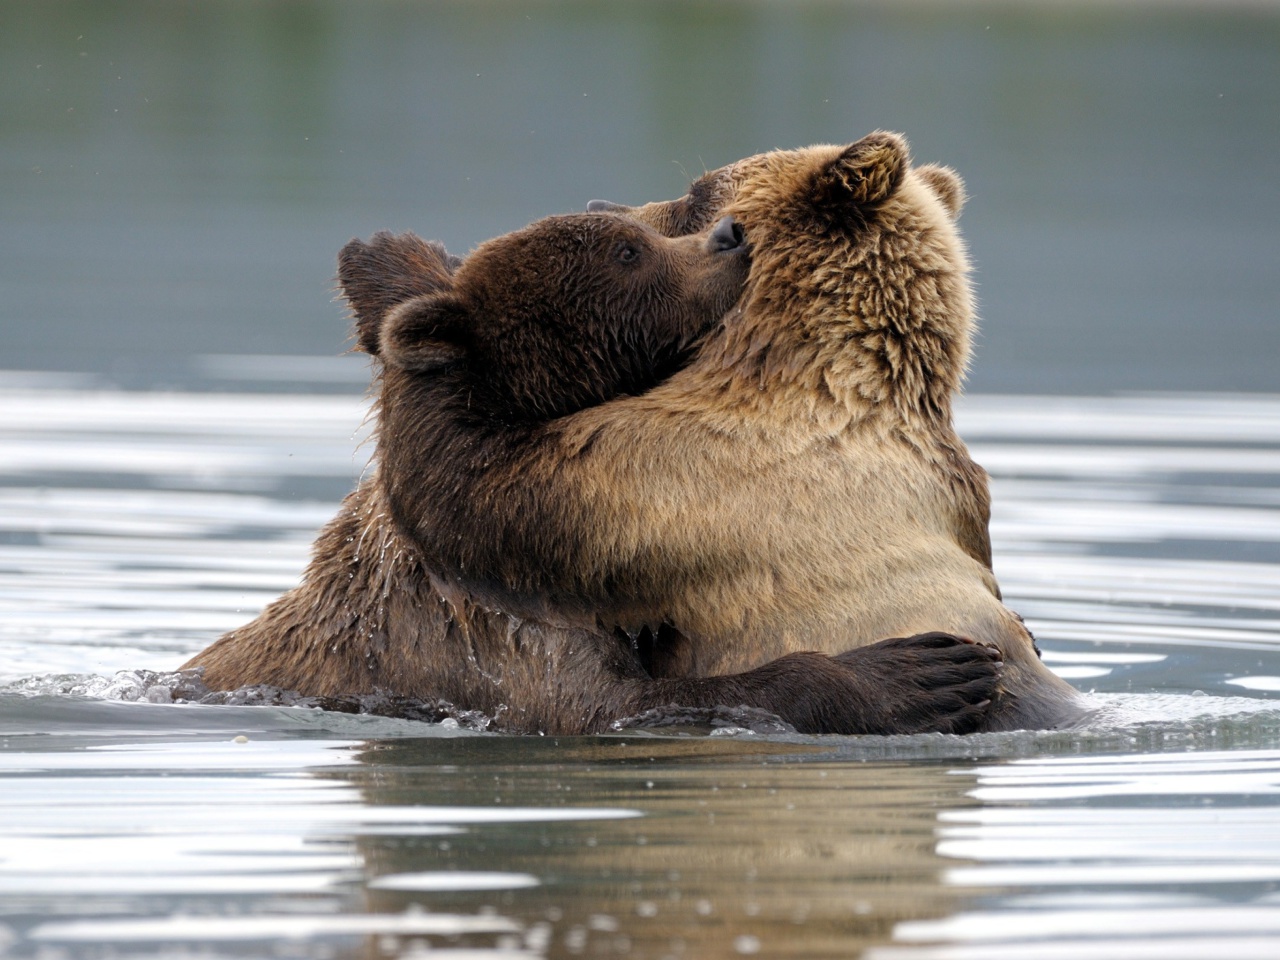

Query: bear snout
[587,199,627,213]
[709,216,746,253]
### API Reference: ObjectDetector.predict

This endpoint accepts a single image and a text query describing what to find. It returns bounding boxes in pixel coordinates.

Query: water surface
[2,380,1280,958]
[4,4,1280,954]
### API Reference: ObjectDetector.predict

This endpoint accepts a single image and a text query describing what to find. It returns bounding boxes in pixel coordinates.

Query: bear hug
[184,136,1039,734]
[392,131,1082,732]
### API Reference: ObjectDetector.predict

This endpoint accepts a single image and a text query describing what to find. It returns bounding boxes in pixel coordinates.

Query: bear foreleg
[624,632,1001,736]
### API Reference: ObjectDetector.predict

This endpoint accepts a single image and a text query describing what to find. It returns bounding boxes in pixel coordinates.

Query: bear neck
[374,369,474,545]
[372,367,551,591]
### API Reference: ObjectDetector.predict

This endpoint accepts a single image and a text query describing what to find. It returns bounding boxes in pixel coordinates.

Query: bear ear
[337,232,460,356]
[814,131,909,208]
[378,292,470,372]
[915,164,967,219]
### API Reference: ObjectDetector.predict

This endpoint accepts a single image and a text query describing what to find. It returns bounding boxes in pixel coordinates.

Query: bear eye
[615,242,641,264]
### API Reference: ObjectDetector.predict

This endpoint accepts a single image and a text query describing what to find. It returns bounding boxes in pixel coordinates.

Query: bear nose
[587,199,626,213]
[709,216,746,252]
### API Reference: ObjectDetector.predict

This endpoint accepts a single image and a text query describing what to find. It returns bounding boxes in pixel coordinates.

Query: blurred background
[2,0,1277,394]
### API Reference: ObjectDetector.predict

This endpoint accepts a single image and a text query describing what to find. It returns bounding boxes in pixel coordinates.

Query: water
[3,0,1279,392]
[4,1,1280,955]
[3,379,1280,958]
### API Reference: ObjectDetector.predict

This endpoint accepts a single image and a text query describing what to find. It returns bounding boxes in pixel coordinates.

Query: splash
[1,668,496,730]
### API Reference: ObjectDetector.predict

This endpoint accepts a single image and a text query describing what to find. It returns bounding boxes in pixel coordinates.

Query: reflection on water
[1,380,1280,957]
[870,750,1280,960]
[0,717,966,958]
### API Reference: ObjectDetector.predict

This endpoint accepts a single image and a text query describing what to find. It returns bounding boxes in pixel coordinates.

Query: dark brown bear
[183,210,1002,735]
[379,134,1084,732]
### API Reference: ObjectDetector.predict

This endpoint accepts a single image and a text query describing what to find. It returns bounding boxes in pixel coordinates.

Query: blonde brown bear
[407,131,1084,731]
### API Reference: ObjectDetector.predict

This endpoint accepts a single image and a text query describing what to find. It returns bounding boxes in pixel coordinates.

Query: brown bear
[389,132,1085,731]
[182,210,1003,735]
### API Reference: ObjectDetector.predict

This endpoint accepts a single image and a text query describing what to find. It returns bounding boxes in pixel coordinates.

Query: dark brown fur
[184,214,1002,735]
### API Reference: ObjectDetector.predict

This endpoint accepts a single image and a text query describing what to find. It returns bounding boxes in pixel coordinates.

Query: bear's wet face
[374,212,749,422]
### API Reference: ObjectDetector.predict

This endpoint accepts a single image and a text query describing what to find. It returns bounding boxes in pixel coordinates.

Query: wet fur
[185,216,1003,735]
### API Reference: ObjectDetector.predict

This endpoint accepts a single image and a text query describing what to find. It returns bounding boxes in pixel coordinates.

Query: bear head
[590,132,973,421]
[338,212,749,423]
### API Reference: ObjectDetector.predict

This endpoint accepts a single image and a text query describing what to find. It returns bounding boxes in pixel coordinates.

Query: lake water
[3,376,1280,959]
[4,0,1280,956]
[4,0,1279,393]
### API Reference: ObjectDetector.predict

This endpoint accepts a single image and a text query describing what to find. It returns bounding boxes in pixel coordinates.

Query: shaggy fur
[402,133,1084,731]
[184,211,1003,735]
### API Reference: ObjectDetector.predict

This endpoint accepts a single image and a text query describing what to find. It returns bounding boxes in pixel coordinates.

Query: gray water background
[4,2,1280,959]
[3,0,1278,393]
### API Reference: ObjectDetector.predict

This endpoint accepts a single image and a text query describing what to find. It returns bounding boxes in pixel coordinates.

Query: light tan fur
[465,135,1081,729]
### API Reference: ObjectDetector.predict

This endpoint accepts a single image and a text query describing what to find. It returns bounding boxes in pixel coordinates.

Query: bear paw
[829,632,1002,735]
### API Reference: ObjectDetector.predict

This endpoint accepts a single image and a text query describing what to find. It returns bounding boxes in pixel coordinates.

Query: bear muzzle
[708,216,747,253]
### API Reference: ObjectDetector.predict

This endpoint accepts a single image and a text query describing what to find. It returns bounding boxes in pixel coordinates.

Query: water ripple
[1,386,1280,959]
